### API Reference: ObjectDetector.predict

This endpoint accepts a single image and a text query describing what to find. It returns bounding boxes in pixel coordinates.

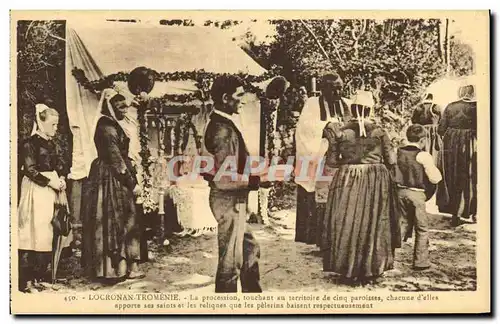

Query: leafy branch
[299,20,339,72]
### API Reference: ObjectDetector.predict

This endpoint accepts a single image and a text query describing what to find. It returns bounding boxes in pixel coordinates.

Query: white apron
[18,171,72,251]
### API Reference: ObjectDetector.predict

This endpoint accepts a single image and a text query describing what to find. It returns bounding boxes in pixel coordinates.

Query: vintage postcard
[10,10,490,314]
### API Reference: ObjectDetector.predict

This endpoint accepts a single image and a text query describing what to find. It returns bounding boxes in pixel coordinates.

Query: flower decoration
[72,66,283,216]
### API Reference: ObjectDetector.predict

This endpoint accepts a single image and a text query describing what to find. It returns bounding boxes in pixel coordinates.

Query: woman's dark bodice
[438,100,477,135]
[21,134,66,186]
[95,116,130,161]
[94,116,137,190]
[412,103,442,125]
[323,121,396,166]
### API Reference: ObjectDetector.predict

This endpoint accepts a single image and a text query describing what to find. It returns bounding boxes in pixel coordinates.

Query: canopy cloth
[423,74,477,110]
[65,20,267,180]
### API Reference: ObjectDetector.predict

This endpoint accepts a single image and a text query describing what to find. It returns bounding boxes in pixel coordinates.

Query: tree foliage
[450,37,475,76]
[238,18,476,142]
[15,18,475,182]
[260,19,447,109]
[16,20,71,182]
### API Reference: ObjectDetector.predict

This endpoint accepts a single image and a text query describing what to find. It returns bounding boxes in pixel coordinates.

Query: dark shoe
[451,218,463,227]
[414,265,432,271]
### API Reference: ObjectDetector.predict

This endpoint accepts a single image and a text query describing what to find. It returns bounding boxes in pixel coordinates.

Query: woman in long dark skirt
[436,80,477,226]
[411,93,443,164]
[81,89,144,281]
[321,90,401,284]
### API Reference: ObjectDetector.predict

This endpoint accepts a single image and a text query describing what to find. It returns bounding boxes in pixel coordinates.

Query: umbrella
[423,77,462,109]
[51,191,73,285]
[423,74,477,109]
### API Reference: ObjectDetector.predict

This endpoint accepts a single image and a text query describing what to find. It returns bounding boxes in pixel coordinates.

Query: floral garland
[72,67,282,218]
[172,114,202,156]
[72,67,278,98]
[259,98,280,212]
[261,98,280,161]
[160,92,201,103]
[169,126,175,158]
[137,104,158,213]
[243,82,266,99]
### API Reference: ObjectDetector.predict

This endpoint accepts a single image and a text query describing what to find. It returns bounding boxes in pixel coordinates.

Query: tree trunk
[445,18,450,75]
[383,20,393,42]
[437,19,443,61]
[351,19,367,59]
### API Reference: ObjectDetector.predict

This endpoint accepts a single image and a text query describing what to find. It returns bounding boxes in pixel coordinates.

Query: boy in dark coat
[394,124,442,270]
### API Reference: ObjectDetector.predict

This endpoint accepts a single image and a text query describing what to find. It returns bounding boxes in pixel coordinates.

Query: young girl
[18,103,67,293]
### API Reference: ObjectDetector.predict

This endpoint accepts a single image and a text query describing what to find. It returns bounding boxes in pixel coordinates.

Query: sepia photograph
[9,10,490,314]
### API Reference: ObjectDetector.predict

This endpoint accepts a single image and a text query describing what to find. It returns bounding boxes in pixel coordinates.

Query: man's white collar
[406,143,421,148]
[213,109,235,120]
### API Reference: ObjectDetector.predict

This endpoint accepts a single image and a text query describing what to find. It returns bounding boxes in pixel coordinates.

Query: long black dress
[81,115,140,279]
[436,99,477,221]
[321,121,401,280]
[411,102,443,164]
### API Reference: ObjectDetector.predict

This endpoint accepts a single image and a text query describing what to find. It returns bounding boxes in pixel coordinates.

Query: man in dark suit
[203,75,262,293]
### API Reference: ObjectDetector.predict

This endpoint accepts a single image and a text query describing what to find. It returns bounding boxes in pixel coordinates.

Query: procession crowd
[17,71,476,293]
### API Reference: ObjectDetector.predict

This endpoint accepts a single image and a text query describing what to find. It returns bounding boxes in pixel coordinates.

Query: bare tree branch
[351,26,358,41]
[324,22,345,66]
[24,21,35,40]
[350,19,366,41]
[287,35,308,52]
[327,21,337,35]
[361,20,367,36]
[26,65,48,73]
[330,42,344,67]
[40,59,55,67]
[350,19,367,59]
[299,19,342,72]
[47,33,66,42]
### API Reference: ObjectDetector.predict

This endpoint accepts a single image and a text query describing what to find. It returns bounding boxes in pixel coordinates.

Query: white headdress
[31,103,51,137]
[422,93,434,104]
[351,90,375,137]
[91,88,121,138]
[458,76,476,103]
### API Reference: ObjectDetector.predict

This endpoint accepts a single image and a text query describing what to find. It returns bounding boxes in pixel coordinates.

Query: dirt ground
[40,187,476,295]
